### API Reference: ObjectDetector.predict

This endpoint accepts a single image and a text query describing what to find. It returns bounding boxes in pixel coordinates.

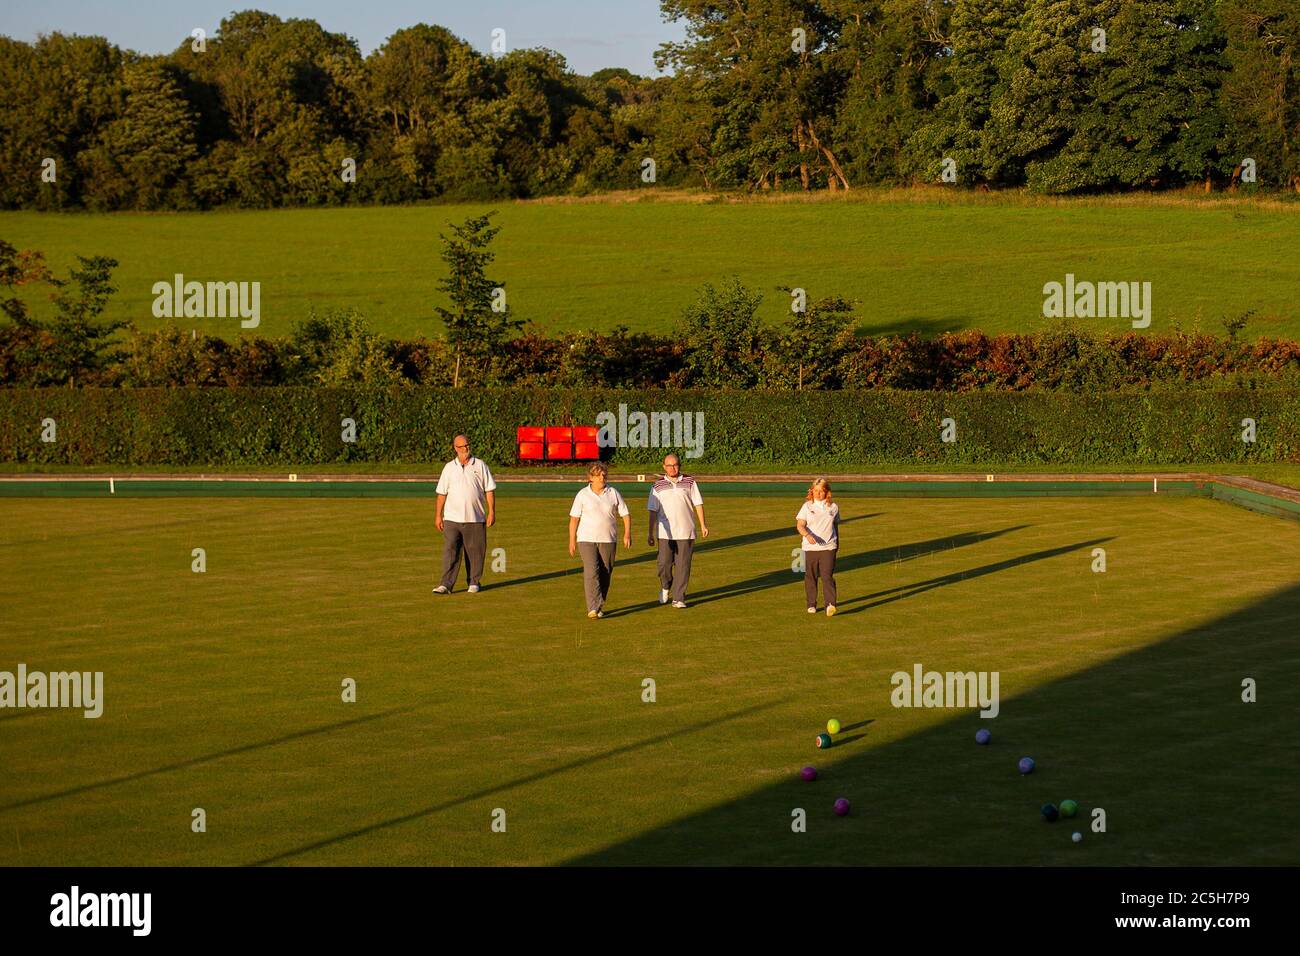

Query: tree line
[2,1,1299,210]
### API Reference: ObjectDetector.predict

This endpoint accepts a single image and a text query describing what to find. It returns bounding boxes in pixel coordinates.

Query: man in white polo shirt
[647,452,708,608]
[433,434,496,594]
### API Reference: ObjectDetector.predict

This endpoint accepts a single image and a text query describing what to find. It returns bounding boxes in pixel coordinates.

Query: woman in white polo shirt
[796,477,839,617]
[569,462,632,619]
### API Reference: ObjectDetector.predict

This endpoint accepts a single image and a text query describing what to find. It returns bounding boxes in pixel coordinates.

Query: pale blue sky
[0,0,686,75]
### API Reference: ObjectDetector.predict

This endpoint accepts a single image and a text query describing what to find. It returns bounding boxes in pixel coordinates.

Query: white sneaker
[596,610,604,619]
[826,605,837,617]
[432,585,449,594]
[659,588,669,605]
[807,607,817,614]
[587,609,598,619]
[672,600,687,609]
[467,585,480,593]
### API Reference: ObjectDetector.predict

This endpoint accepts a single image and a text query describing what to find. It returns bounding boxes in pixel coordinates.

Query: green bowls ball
[1060,799,1078,818]
[815,733,833,749]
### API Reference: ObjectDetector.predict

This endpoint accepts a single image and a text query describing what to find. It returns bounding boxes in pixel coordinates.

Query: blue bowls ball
[1018,756,1035,774]
[1041,803,1059,822]
[975,728,992,745]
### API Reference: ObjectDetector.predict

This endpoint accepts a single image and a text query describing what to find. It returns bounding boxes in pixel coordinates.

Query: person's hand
[700,524,709,539]
[805,533,817,546]
[569,541,576,557]
[486,513,496,528]
[436,515,444,532]
[647,534,656,548]
[623,532,631,548]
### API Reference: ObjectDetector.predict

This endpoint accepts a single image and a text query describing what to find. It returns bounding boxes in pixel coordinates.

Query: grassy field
[2,490,1297,866]
[4,191,1300,340]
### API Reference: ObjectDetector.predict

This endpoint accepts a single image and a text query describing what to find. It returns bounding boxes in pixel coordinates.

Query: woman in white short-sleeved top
[796,477,839,616]
[569,462,631,618]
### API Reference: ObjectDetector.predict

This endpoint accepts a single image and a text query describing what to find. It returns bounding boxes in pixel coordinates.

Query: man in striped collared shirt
[647,453,709,608]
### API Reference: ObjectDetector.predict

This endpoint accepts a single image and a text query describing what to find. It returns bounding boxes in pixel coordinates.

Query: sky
[0,0,687,76]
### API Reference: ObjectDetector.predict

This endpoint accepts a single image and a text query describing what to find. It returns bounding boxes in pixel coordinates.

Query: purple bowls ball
[1018,756,1036,775]
[800,766,817,782]
[833,797,851,817]
[975,728,992,745]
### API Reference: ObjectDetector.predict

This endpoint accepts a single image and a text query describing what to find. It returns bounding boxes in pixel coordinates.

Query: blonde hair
[805,477,833,502]
[586,461,609,480]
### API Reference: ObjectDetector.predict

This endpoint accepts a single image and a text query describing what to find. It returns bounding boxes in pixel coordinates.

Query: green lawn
[1,491,1297,865]
[4,192,1299,339]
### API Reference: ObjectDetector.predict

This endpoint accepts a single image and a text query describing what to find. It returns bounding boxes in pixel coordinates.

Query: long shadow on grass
[246,697,790,866]
[684,526,1030,609]
[832,537,1114,616]
[484,515,880,593]
[0,706,420,813]
[564,579,1300,865]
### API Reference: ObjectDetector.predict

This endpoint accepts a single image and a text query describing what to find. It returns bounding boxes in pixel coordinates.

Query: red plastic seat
[574,442,600,460]
[546,442,573,460]
[517,426,545,444]
[545,426,573,444]
[518,442,544,460]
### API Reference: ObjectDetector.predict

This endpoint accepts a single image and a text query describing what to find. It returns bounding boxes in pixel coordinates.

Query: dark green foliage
[1,386,1295,466]
[675,277,767,387]
[0,4,1295,202]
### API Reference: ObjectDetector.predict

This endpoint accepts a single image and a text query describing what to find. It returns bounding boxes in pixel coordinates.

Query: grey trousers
[804,549,837,608]
[441,520,487,590]
[578,541,617,612]
[657,538,694,603]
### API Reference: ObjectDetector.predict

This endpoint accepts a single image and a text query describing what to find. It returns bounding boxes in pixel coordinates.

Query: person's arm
[647,491,659,547]
[621,514,631,548]
[485,489,496,528]
[797,517,815,546]
[568,515,580,557]
[692,485,708,539]
[436,493,446,532]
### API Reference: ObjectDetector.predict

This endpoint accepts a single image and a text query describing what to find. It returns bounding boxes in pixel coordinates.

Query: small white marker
[986,474,994,482]
[109,477,115,494]
[289,473,297,482]
[1153,477,1158,494]
[637,474,645,482]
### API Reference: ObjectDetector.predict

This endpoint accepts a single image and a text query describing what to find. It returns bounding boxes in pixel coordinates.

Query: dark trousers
[441,520,487,590]
[578,542,617,611]
[657,538,694,602]
[804,549,837,608]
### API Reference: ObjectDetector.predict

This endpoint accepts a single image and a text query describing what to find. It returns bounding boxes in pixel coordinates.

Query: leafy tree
[833,0,949,185]
[81,60,199,210]
[772,290,857,388]
[659,0,853,191]
[434,212,520,386]
[676,277,766,387]
[984,0,1226,193]
[909,0,1028,185]
[44,255,125,385]
[1220,0,1300,190]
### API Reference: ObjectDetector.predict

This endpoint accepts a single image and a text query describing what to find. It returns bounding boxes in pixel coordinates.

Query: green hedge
[1,388,1297,467]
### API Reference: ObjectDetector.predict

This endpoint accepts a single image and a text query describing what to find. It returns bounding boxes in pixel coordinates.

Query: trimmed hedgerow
[1,387,1296,467]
